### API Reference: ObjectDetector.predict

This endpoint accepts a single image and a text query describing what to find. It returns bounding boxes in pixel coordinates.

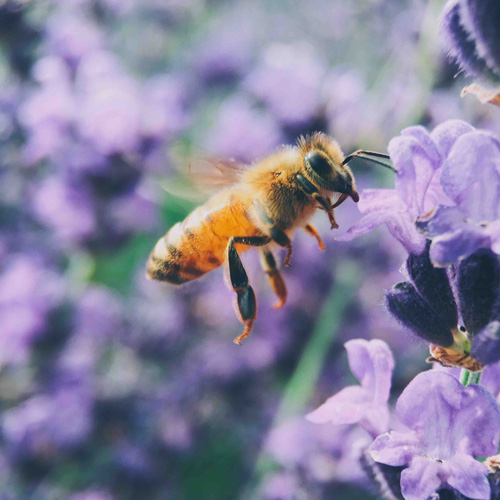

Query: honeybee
[147,132,391,344]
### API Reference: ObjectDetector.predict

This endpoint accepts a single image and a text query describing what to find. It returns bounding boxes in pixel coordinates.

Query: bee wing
[161,155,247,203]
[186,156,247,193]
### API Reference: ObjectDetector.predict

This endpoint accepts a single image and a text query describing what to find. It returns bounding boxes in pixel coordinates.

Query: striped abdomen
[146,191,260,285]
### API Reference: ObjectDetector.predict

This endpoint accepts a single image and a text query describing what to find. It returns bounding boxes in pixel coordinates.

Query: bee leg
[227,236,269,345]
[260,249,287,309]
[296,174,339,229]
[303,223,326,251]
[252,200,293,266]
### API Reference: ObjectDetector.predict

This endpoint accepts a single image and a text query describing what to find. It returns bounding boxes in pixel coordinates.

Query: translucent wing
[186,156,247,193]
[161,154,248,203]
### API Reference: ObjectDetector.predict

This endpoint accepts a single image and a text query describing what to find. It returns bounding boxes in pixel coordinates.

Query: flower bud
[457,250,500,335]
[360,450,404,500]
[407,243,458,330]
[441,0,500,85]
[471,321,500,366]
[385,282,454,347]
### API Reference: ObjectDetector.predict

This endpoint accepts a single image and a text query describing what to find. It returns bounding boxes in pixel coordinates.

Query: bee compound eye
[305,151,331,177]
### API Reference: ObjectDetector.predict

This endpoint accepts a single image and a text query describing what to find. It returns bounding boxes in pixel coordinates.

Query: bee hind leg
[303,223,325,251]
[260,249,287,309]
[253,200,293,266]
[227,236,270,345]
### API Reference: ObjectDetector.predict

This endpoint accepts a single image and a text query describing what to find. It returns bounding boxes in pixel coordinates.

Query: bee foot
[273,299,286,309]
[233,320,254,345]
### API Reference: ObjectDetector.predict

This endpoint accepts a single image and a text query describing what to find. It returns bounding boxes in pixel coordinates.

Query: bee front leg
[227,236,270,345]
[303,223,326,251]
[296,174,339,229]
[260,249,287,309]
[253,200,293,266]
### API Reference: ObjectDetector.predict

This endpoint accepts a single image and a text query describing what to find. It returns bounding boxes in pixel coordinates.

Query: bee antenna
[342,150,396,172]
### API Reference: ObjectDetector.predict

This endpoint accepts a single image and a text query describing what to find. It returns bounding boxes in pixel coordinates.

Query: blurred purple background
[0,0,498,499]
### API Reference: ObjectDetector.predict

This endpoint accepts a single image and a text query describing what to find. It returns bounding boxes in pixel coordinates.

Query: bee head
[302,146,359,202]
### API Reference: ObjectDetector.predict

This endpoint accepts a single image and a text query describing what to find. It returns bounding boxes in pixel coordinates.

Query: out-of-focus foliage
[0,0,498,499]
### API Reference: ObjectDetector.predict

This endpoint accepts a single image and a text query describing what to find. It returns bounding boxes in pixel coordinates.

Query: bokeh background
[1,0,499,499]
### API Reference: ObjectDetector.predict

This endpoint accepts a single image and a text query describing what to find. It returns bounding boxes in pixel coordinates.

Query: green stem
[241,261,361,499]
[460,369,470,386]
[468,371,483,385]
[273,261,361,423]
[460,369,483,386]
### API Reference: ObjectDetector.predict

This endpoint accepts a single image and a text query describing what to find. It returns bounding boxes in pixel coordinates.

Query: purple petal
[339,204,427,254]
[417,205,466,236]
[445,454,490,500]
[430,120,475,158]
[306,386,369,425]
[396,371,500,458]
[360,405,391,439]
[441,131,500,222]
[396,371,463,442]
[369,431,420,467]
[400,456,444,500]
[451,384,500,457]
[357,189,405,213]
[384,213,427,255]
[345,339,394,404]
[388,135,440,218]
[472,321,500,365]
[337,211,395,242]
[429,227,491,266]
[401,125,441,165]
[487,220,500,254]
[338,189,427,253]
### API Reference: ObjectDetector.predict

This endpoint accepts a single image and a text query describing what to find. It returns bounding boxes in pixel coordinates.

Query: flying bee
[147,132,392,345]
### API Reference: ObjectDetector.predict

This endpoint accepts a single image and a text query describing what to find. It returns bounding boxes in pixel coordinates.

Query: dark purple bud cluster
[386,242,457,348]
[441,0,500,84]
[365,455,500,500]
[385,243,500,364]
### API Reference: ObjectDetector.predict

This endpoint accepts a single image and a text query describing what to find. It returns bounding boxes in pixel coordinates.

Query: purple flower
[370,370,500,500]
[68,491,115,500]
[3,385,93,456]
[140,74,191,143]
[107,183,158,235]
[260,472,301,500]
[0,255,63,366]
[46,11,103,65]
[194,27,252,82]
[441,0,500,84]
[32,176,96,245]
[74,286,124,339]
[418,130,500,265]
[306,339,394,438]
[204,95,284,163]
[339,120,500,265]
[244,43,326,127]
[76,63,141,155]
[265,417,370,484]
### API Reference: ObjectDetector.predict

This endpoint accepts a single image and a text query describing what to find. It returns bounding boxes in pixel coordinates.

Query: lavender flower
[204,95,284,163]
[339,120,500,266]
[386,243,500,367]
[2,384,93,457]
[244,43,326,128]
[441,0,500,85]
[307,339,394,438]
[0,255,63,366]
[370,371,500,500]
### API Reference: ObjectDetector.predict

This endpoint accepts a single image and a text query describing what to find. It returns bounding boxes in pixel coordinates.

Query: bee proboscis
[147,132,391,344]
